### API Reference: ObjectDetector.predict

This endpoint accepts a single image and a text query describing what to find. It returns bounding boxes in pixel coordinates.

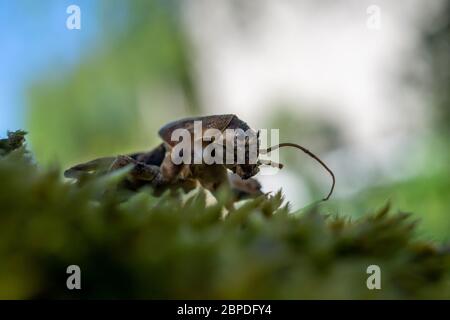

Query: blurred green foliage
[336,131,450,241]
[0,131,449,299]
[27,0,197,167]
[266,109,450,242]
[328,171,450,242]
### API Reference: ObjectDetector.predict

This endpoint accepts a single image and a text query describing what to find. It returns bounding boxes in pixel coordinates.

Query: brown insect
[64,114,335,203]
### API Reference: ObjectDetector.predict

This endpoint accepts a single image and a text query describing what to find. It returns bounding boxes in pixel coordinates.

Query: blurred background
[1,0,448,240]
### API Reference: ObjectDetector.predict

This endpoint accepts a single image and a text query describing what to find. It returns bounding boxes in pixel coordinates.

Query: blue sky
[0,0,98,133]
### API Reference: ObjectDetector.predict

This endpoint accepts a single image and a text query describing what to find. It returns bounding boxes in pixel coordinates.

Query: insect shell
[159,114,263,180]
[64,114,335,201]
[159,114,334,201]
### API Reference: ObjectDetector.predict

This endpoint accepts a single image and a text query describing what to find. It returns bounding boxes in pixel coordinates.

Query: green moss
[0,130,27,156]
[0,132,449,299]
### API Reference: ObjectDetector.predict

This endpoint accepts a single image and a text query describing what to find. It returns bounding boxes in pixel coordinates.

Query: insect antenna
[260,143,335,201]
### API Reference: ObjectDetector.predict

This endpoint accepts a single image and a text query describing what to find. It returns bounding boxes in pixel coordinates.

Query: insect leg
[228,173,263,200]
[109,155,164,184]
[64,157,116,179]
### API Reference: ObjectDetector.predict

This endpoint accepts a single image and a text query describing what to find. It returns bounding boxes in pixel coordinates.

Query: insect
[64,114,335,203]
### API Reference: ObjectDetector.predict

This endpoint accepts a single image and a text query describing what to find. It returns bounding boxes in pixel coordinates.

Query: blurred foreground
[0,131,448,299]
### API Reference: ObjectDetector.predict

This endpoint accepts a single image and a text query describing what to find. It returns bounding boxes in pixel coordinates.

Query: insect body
[64,114,335,203]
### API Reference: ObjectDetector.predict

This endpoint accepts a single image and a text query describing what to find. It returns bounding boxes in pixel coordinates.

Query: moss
[0,130,27,156]
[0,131,449,299]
